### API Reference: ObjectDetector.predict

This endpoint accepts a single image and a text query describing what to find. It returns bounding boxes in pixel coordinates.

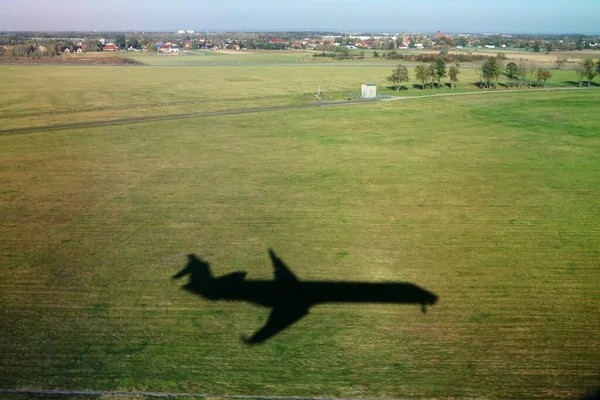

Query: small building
[361,83,377,99]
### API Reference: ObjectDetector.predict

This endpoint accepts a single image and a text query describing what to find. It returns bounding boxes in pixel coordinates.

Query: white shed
[361,83,377,99]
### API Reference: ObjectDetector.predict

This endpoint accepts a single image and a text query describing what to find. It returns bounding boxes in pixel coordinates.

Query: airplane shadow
[173,249,438,345]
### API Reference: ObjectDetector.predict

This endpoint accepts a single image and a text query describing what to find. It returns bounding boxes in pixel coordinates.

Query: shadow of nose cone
[425,291,438,307]
[430,292,439,305]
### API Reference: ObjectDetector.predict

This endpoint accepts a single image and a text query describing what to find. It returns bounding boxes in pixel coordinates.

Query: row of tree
[386,56,600,91]
[480,57,599,88]
[387,58,461,90]
[477,57,550,88]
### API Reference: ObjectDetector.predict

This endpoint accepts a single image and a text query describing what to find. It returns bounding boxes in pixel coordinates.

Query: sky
[0,0,599,34]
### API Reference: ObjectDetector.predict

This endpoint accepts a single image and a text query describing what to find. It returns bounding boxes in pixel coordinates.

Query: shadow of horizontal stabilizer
[173,249,438,344]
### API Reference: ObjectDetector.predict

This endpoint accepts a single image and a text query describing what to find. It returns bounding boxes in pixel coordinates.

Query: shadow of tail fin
[172,254,213,281]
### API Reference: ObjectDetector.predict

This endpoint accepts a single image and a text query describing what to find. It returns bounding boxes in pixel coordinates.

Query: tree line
[386,56,600,91]
[387,58,461,90]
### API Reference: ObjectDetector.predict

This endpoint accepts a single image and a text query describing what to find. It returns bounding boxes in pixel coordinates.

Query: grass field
[0,59,590,132]
[0,59,599,400]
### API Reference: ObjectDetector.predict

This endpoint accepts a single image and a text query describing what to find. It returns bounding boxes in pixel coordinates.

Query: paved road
[1,86,595,136]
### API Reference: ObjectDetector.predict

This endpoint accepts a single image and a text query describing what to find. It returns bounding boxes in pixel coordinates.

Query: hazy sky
[1,0,599,33]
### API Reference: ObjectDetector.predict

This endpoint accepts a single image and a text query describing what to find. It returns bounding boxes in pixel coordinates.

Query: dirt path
[0,87,596,136]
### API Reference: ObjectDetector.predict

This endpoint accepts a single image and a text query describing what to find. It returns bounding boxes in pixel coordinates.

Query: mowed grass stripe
[0,91,599,398]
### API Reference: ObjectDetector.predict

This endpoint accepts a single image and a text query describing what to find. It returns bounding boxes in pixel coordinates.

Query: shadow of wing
[242,306,309,345]
[269,248,300,284]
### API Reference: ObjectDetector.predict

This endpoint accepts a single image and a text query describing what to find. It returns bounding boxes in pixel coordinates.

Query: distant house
[103,43,118,51]
[269,39,286,44]
[75,47,84,53]
[160,46,180,53]
[414,43,424,49]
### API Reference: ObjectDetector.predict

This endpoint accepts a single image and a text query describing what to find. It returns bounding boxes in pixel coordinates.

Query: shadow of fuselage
[173,249,438,344]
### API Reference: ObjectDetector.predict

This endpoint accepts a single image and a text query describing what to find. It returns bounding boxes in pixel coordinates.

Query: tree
[88,40,104,52]
[516,61,528,88]
[448,65,460,89]
[143,40,157,53]
[373,51,379,58]
[505,62,519,86]
[526,62,538,88]
[427,63,436,89]
[575,64,586,87]
[415,64,429,90]
[554,56,567,69]
[581,58,597,86]
[481,57,501,88]
[114,35,126,49]
[126,37,140,49]
[387,64,409,90]
[536,68,552,87]
[433,57,447,88]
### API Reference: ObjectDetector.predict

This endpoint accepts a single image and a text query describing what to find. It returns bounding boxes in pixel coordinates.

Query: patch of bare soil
[214,49,252,55]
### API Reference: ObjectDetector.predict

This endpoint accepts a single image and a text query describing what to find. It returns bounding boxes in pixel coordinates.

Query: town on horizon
[2,29,599,56]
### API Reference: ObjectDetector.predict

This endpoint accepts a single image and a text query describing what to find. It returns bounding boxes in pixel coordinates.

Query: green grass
[0,63,588,132]
[1,83,599,399]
